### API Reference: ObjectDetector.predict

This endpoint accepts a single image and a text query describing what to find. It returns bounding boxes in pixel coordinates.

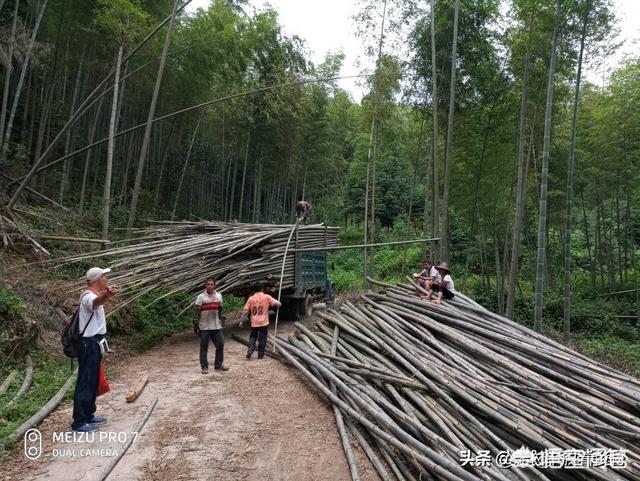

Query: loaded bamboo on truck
[52,221,339,313]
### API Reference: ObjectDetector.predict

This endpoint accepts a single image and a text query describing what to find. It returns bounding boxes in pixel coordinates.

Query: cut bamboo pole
[125,375,149,403]
[0,370,18,397]
[268,280,640,481]
[7,368,77,444]
[4,355,33,409]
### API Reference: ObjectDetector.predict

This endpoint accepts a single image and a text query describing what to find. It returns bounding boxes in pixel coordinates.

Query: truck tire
[304,293,314,318]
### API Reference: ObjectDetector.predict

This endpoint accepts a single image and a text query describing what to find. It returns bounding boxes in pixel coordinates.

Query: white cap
[86,267,111,282]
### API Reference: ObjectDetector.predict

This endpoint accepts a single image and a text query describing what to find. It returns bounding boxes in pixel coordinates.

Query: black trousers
[248,326,269,358]
[200,329,224,369]
[72,337,102,429]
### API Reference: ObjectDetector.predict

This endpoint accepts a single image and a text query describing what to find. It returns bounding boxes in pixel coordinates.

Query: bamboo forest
[0,0,640,478]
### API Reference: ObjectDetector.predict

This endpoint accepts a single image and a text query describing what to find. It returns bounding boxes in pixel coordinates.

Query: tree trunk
[252,160,258,224]
[494,227,504,314]
[429,0,439,261]
[101,45,123,246]
[154,123,177,210]
[0,0,20,144]
[229,148,239,221]
[238,124,251,222]
[363,0,388,283]
[33,81,55,189]
[563,1,589,340]
[534,0,561,332]
[402,115,424,276]
[441,0,460,263]
[119,133,135,207]
[172,114,203,220]
[1,0,48,160]
[59,48,85,203]
[506,8,536,320]
[370,126,379,275]
[580,190,596,289]
[126,0,180,237]
[79,96,105,213]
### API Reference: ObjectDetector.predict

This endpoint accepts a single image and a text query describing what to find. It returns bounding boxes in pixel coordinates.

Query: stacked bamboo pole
[51,221,339,311]
[272,279,640,481]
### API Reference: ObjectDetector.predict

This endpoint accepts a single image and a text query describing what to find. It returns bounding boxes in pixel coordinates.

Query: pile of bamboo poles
[53,220,338,310]
[273,278,640,481]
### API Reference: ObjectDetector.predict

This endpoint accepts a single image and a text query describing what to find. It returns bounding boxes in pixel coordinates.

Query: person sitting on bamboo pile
[413,258,440,295]
[241,284,282,360]
[194,278,228,373]
[431,262,456,304]
[295,200,313,221]
[72,267,117,433]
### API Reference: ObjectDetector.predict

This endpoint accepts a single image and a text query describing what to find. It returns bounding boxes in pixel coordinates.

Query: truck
[231,250,335,320]
[281,251,336,320]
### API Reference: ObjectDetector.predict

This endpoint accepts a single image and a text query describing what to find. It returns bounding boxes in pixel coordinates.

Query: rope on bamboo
[273,217,302,352]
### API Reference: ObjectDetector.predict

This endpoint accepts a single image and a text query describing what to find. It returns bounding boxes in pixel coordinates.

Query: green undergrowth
[573,334,640,376]
[0,288,26,319]
[330,224,424,293]
[0,350,73,451]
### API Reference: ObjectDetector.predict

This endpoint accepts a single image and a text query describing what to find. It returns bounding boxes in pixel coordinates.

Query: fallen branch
[98,396,158,481]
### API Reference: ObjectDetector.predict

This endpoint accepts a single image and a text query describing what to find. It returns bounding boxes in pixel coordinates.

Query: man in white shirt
[72,267,118,432]
[414,259,441,290]
[195,278,227,374]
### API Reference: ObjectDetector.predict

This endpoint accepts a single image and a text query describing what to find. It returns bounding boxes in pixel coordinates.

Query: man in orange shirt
[242,286,281,360]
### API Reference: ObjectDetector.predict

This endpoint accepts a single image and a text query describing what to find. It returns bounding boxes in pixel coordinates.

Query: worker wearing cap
[72,267,117,433]
[242,285,281,360]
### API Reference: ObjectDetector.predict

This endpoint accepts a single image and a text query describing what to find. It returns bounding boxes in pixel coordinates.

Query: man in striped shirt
[194,278,227,373]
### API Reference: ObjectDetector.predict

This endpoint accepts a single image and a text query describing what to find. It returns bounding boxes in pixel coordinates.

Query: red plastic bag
[97,362,110,396]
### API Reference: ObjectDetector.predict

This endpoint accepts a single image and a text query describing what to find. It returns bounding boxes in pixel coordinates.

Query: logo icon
[24,428,42,460]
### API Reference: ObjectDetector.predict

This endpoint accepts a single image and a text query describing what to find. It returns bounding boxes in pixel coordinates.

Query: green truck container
[281,251,335,319]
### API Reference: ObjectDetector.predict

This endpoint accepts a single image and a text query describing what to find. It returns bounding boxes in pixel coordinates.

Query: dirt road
[0,325,378,481]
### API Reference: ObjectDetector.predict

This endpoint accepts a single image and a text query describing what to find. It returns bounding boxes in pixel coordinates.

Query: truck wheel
[305,293,314,318]
[294,298,305,320]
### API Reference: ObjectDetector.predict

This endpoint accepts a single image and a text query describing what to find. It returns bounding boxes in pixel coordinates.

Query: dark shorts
[442,287,455,300]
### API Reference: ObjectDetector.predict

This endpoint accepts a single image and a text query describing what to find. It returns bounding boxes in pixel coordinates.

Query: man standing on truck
[194,278,228,373]
[295,200,312,221]
[242,285,282,360]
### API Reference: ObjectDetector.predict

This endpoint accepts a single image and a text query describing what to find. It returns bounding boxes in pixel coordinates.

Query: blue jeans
[72,336,103,429]
[200,329,224,369]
